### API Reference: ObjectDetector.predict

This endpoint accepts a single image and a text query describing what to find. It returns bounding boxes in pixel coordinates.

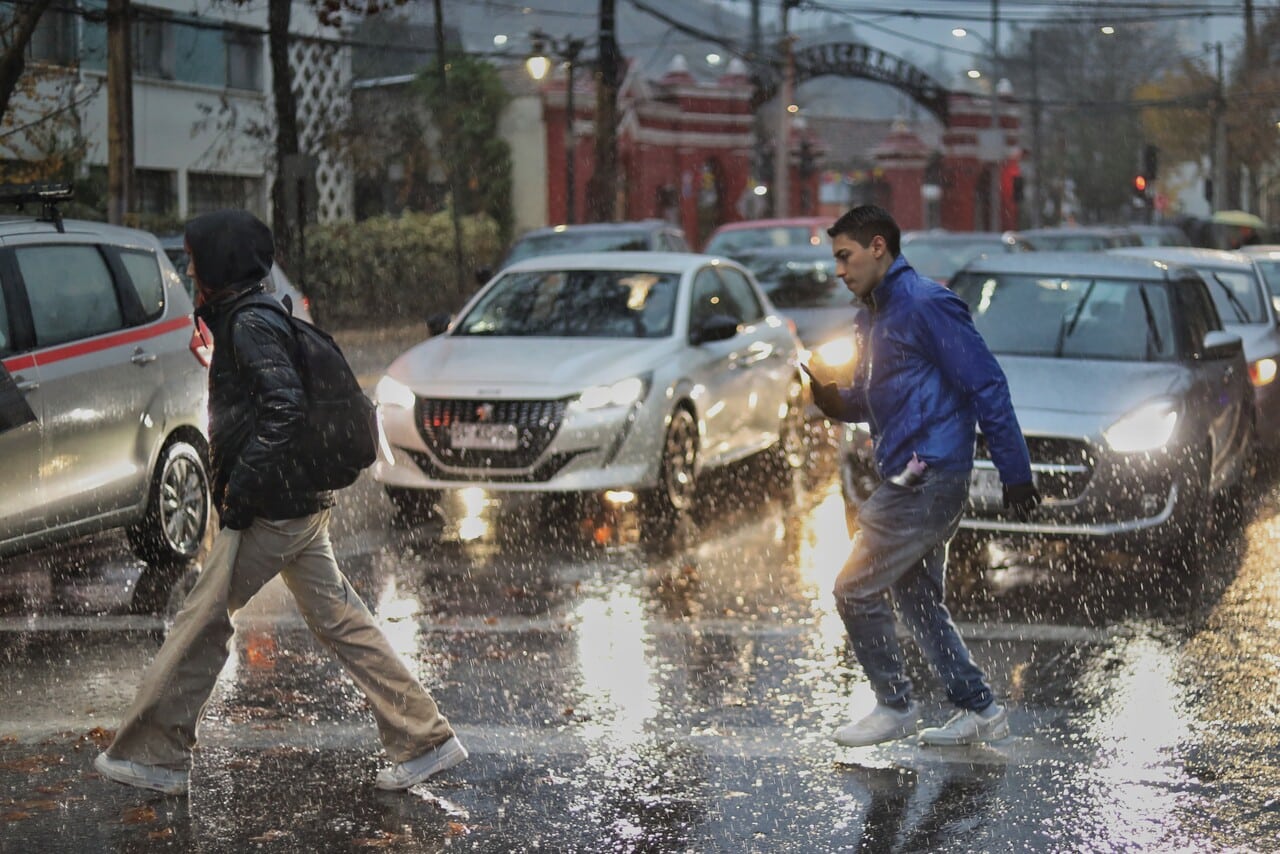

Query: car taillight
[189,319,213,368]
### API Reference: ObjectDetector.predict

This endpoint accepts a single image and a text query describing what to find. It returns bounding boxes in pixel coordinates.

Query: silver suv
[0,188,210,567]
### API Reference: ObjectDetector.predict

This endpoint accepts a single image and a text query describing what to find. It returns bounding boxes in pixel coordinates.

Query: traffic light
[1142,144,1158,182]
[1133,174,1148,200]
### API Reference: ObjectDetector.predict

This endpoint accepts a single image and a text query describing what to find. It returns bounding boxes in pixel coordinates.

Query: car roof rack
[0,182,74,233]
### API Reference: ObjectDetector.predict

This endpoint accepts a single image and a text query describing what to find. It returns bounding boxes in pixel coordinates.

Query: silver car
[840,253,1254,559]
[372,252,806,535]
[1111,247,1280,448]
[1,214,210,566]
[160,236,314,325]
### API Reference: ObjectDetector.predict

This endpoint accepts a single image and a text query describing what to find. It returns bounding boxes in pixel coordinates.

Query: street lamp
[527,29,586,224]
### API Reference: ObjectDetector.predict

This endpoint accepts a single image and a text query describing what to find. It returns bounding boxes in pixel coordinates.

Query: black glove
[810,380,846,420]
[1002,481,1042,522]
[219,499,255,531]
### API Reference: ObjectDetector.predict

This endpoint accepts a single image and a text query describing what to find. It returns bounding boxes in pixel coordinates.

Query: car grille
[976,435,1094,500]
[415,397,569,470]
[406,449,586,483]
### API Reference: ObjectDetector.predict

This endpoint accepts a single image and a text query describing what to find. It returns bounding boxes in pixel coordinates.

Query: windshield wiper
[1054,279,1096,357]
[1209,272,1252,322]
[1137,285,1163,359]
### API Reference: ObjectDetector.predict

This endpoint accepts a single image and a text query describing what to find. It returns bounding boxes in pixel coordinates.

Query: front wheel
[127,440,209,567]
[643,408,698,537]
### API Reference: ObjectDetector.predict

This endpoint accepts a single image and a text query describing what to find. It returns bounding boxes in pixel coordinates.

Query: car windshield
[741,257,852,309]
[505,230,650,265]
[903,238,1007,283]
[1251,259,1280,312]
[1195,267,1267,323]
[1026,233,1110,251]
[951,272,1176,361]
[705,226,824,255]
[455,269,679,338]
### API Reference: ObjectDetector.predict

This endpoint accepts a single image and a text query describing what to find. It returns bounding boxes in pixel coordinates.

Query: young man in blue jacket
[807,205,1040,747]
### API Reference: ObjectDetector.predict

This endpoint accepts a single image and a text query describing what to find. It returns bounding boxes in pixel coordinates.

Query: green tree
[416,54,514,244]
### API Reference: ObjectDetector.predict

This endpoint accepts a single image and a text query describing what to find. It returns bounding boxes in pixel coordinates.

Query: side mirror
[474,267,493,286]
[1202,329,1243,360]
[690,313,740,346]
[427,312,452,336]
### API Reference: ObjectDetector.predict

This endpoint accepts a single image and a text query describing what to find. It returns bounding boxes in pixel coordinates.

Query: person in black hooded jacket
[95,210,467,796]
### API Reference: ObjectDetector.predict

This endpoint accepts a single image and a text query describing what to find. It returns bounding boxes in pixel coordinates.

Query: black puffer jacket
[188,211,333,524]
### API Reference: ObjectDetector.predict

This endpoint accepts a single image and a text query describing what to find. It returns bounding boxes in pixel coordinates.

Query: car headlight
[1104,399,1178,452]
[374,375,416,409]
[1249,357,1277,387]
[814,336,856,368]
[572,375,650,411]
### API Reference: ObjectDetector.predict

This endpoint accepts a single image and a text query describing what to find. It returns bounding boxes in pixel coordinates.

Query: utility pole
[268,0,299,270]
[1029,28,1042,227]
[586,0,621,222]
[750,0,764,208]
[106,0,133,225]
[1211,41,1227,214]
[433,0,466,295]
[774,0,798,218]
[987,0,1001,231]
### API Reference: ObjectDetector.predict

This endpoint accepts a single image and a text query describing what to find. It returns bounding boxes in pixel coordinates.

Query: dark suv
[0,187,210,568]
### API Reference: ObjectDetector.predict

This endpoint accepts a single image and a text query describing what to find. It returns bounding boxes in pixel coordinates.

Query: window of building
[188,172,265,218]
[134,168,177,216]
[28,6,77,65]
[132,10,173,79]
[225,28,261,91]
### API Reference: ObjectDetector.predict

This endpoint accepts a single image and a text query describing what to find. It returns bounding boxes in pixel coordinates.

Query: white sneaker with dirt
[832,702,921,747]
[375,736,468,790]
[919,704,1010,746]
[94,752,189,795]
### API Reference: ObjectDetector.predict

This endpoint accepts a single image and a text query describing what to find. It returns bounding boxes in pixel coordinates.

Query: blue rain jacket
[835,255,1033,486]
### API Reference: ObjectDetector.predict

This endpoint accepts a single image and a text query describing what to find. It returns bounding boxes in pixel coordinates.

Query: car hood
[388,336,683,398]
[998,355,1186,437]
[1225,321,1280,362]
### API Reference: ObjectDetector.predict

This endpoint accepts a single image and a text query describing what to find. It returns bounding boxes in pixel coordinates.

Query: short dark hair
[827,205,900,257]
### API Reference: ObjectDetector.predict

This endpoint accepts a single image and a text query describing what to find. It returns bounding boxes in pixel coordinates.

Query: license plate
[968,468,1003,501]
[450,423,519,451]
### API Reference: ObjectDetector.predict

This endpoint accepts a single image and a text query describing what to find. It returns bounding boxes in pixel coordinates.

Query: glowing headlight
[573,376,649,411]
[374,375,416,409]
[814,336,856,367]
[1104,400,1178,452]
[1250,357,1277,387]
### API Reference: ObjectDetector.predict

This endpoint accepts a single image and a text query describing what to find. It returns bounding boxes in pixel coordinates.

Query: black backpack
[233,295,378,491]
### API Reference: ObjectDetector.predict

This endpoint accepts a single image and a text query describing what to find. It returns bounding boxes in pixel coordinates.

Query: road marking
[0,614,163,633]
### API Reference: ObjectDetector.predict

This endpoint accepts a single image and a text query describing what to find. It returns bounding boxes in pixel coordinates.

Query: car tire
[127,440,209,568]
[386,487,441,527]
[644,407,698,536]
[768,375,808,483]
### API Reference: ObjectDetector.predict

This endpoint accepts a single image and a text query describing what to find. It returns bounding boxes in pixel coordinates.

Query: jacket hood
[184,210,274,294]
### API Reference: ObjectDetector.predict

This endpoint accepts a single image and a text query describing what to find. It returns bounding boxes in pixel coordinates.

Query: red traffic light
[1134,175,1147,192]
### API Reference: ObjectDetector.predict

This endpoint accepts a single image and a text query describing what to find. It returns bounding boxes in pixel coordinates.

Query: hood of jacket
[184,210,275,296]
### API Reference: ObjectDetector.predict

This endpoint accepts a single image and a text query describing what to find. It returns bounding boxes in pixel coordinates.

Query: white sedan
[372,252,807,533]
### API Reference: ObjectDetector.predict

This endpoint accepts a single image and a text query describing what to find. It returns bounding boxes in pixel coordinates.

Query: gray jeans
[107,511,454,769]
[833,469,994,712]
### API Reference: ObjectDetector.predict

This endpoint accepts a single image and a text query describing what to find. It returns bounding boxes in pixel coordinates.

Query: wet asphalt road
[2,330,1280,852]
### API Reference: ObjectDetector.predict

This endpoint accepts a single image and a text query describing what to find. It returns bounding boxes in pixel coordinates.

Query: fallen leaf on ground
[34,784,66,795]
[446,822,471,837]
[122,805,157,824]
[248,829,290,842]
[82,727,114,749]
[16,799,58,812]
[2,811,31,821]
[0,736,17,745]
[148,828,175,840]
[0,755,63,773]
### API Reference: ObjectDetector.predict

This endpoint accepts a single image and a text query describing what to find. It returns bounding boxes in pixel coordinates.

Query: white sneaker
[375,736,468,790]
[919,704,1010,746]
[94,752,189,795]
[833,702,921,747]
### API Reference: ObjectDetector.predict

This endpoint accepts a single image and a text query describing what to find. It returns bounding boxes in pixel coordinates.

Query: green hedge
[300,211,502,328]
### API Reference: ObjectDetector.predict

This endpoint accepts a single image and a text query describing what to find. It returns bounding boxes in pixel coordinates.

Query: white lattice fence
[289,37,353,223]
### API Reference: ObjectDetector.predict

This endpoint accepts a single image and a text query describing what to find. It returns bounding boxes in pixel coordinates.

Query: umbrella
[0,363,36,434]
[1210,210,1266,229]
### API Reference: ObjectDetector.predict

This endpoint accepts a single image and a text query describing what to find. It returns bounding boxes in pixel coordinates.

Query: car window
[742,256,852,309]
[0,288,11,356]
[952,272,1176,360]
[690,266,730,329]
[704,226,816,256]
[18,245,124,348]
[1196,267,1266,323]
[716,267,765,322]
[1250,259,1280,312]
[118,249,165,320]
[454,269,678,338]
[1175,279,1216,353]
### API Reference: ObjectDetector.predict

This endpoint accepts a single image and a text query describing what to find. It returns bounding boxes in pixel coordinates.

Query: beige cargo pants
[106,510,454,770]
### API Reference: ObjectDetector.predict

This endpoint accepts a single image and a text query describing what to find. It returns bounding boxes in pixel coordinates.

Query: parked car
[491,221,691,277]
[160,235,314,324]
[702,216,830,256]
[1111,246,1280,447]
[1236,245,1280,313]
[1021,226,1139,251]
[840,252,1254,560]
[0,204,211,567]
[1127,223,1191,248]
[730,245,859,386]
[372,252,807,535]
[900,229,1032,285]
